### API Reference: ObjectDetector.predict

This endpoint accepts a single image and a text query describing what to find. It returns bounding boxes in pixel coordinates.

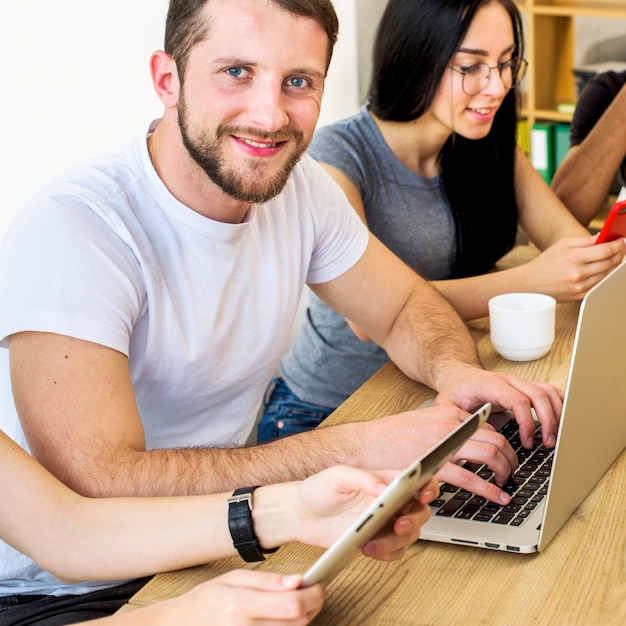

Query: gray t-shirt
[280,107,456,408]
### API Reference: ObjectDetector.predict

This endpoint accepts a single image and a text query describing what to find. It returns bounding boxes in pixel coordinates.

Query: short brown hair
[164,0,339,82]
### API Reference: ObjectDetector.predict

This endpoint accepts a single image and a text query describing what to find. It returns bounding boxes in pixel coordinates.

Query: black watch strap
[227,486,279,562]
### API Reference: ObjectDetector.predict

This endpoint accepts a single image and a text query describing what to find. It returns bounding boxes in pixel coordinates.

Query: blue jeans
[257,377,335,443]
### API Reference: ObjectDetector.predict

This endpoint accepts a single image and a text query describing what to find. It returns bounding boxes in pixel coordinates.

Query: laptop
[421,261,626,553]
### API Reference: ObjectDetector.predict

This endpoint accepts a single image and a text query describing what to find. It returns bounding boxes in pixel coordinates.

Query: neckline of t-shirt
[138,122,254,240]
[362,106,442,187]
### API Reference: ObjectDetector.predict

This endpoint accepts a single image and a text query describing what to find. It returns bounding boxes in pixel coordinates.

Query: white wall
[0,0,361,237]
[319,1,360,127]
[575,17,626,65]
[1,1,167,234]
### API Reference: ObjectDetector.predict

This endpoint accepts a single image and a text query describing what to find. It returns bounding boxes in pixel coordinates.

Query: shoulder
[308,108,380,163]
[1,136,150,287]
[272,156,369,284]
[575,70,624,118]
[570,71,625,144]
[590,69,626,92]
[25,139,145,219]
[281,155,356,216]
[307,108,388,191]
[279,155,366,236]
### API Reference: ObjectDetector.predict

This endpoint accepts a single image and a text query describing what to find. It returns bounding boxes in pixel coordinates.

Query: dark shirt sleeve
[570,71,625,145]
[569,70,626,185]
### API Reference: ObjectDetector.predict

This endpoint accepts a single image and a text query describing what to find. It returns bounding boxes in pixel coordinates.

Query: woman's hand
[293,465,437,560]
[523,236,625,302]
[102,570,325,626]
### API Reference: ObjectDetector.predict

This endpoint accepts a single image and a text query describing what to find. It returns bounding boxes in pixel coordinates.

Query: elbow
[33,543,135,584]
[28,546,93,584]
[40,565,121,585]
[44,567,87,585]
[550,176,563,198]
[54,456,139,498]
[56,473,114,499]
[346,319,373,342]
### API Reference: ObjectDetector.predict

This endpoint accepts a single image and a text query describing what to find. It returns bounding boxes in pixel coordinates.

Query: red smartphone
[595,199,626,244]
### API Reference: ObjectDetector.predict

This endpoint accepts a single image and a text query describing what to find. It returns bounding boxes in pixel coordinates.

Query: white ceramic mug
[488,293,556,361]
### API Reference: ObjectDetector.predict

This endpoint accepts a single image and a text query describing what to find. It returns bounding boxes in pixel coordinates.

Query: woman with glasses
[258,0,625,442]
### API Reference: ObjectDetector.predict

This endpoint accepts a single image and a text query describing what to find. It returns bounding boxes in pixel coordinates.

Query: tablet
[300,402,491,587]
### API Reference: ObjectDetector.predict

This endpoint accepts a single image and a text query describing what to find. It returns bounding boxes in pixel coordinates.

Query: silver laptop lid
[538,261,626,550]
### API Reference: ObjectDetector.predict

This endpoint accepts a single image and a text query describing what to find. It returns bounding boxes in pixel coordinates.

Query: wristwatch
[227,486,279,562]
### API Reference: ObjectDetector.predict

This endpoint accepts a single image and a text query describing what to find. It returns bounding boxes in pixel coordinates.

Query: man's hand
[432,364,564,450]
[333,405,518,505]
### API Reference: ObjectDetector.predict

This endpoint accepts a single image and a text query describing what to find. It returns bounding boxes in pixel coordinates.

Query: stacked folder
[530,122,571,184]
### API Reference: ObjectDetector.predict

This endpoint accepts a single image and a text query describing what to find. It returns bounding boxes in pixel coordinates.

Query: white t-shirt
[0,123,369,596]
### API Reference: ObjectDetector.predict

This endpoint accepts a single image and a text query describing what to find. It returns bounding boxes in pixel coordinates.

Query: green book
[553,123,571,170]
[531,122,556,184]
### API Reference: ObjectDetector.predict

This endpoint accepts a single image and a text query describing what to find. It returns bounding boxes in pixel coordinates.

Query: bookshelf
[516,0,626,129]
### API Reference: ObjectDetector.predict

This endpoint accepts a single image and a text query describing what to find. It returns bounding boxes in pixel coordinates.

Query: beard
[178,95,309,204]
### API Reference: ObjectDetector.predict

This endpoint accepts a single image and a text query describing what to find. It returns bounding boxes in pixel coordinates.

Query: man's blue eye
[227,67,243,77]
[288,76,306,88]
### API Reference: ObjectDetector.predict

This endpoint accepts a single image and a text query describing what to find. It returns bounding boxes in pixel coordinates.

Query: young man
[552,69,626,224]
[0,0,562,621]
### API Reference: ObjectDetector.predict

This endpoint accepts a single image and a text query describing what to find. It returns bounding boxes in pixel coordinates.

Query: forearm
[5,471,233,582]
[380,280,482,390]
[552,87,626,225]
[515,148,591,248]
[432,265,531,321]
[41,493,232,582]
[552,147,621,225]
[1,437,229,581]
[68,426,357,498]
[2,435,306,582]
[50,483,301,582]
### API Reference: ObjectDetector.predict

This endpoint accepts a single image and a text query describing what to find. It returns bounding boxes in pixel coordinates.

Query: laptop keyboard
[429,418,553,527]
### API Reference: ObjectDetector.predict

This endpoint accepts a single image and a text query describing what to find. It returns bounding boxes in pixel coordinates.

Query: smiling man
[151,0,326,217]
[0,0,563,622]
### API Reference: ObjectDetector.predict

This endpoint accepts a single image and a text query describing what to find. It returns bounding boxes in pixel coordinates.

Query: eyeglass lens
[463,58,527,95]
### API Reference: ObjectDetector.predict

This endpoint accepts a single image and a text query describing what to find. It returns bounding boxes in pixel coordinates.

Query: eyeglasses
[448,57,528,96]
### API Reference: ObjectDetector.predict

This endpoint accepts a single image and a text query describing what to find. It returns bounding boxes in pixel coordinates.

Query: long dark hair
[368,0,524,278]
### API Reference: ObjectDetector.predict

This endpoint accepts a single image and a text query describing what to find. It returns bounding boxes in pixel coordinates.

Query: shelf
[515,0,626,134]
[519,0,626,14]
[521,108,574,122]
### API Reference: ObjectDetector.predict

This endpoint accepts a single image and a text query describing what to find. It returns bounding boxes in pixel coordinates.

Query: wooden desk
[121,247,626,625]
